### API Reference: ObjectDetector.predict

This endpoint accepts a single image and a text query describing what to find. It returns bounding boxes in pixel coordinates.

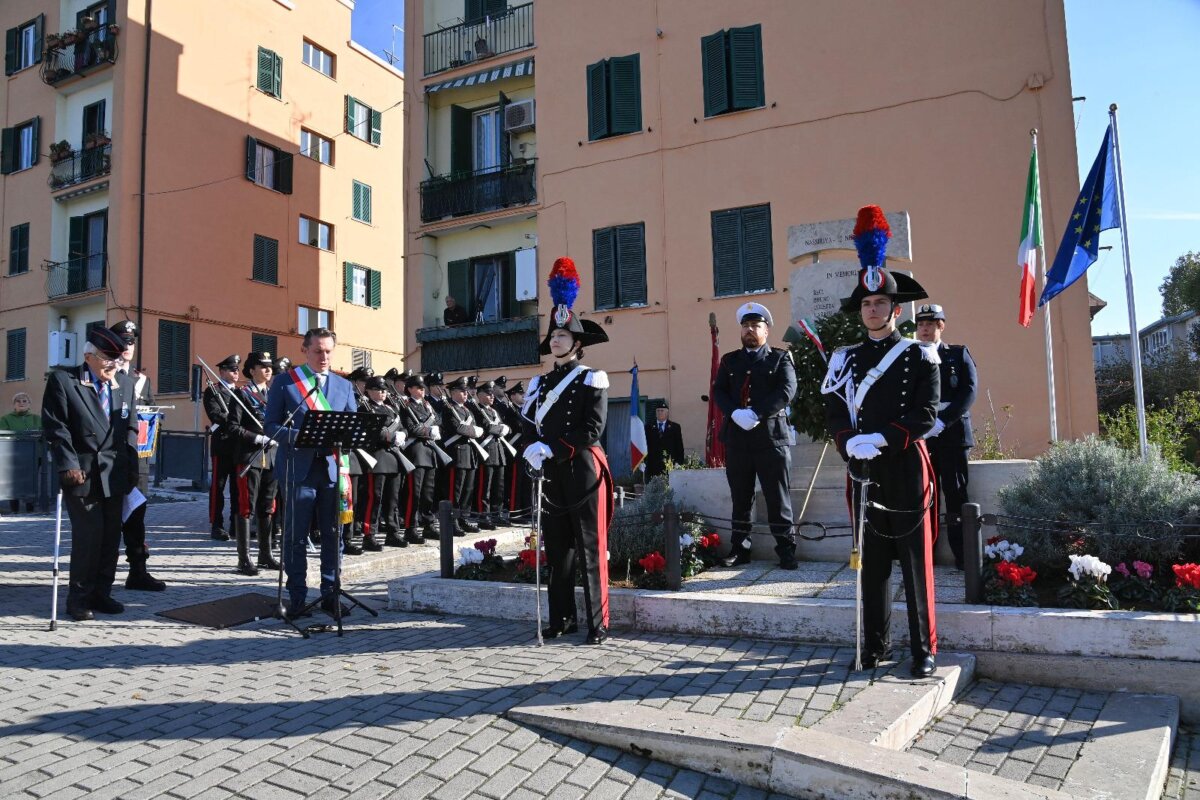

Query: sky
[346,1,1199,337]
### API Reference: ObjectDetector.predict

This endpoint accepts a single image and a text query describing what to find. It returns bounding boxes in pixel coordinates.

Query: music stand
[289,410,385,636]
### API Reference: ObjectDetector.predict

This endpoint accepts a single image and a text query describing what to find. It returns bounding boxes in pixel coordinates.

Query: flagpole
[1108,104,1149,459]
[1031,129,1058,443]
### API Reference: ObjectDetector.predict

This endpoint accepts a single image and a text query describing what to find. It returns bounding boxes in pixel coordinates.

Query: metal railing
[42,26,119,85]
[45,253,107,299]
[424,2,533,76]
[49,143,111,191]
[416,315,540,372]
[420,160,536,223]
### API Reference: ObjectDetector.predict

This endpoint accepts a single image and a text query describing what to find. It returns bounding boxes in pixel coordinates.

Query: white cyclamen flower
[680,534,694,547]
[459,547,484,566]
[1068,554,1111,581]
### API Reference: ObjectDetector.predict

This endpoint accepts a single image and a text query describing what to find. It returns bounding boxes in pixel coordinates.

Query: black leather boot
[235,519,258,575]
[257,515,280,570]
[125,547,166,591]
[344,523,364,555]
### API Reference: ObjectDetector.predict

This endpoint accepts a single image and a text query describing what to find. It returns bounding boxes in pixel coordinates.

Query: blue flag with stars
[1039,125,1121,306]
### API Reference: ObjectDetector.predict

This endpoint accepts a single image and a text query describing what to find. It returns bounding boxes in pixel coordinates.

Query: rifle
[396,395,453,468]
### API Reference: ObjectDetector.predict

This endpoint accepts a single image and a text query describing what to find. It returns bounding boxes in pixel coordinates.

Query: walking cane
[531,467,545,646]
[851,462,870,671]
[50,491,63,632]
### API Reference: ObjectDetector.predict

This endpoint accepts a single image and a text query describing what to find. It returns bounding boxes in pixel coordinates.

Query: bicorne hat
[538,257,609,356]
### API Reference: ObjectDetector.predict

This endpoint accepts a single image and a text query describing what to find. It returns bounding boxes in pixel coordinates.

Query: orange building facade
[404,0,1097,473]
[0,0,403,431]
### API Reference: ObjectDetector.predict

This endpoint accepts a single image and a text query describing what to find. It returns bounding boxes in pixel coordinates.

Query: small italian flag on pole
[1017,142,1043,327]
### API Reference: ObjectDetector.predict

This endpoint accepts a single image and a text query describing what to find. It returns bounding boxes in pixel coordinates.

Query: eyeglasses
[917,304,943,314]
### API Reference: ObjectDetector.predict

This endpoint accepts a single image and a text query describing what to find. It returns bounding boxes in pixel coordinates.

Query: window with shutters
[345,96,382,145]
[711,203,774,297]
[298,216,333,250]
[343,263,382,309]
[351,348,372,371]
[352,180,373,224]
[298,306,331,334]
[1,118,40,174]
[586,54,642,141]
[300,129,333,165]
[592,223,647,310]
[8,223,29,275]
[256,46,283,98]
[465,0,508,24]
[302,40,335,78]
[157,320,191,394]
[4,16,42,75]
[251,333,278,357]
[701,25,765,118]
[252,234,279,285]
[5,328,26,381]
[244,136,293,193]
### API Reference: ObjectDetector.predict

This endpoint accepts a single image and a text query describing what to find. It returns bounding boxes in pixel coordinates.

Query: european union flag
[1038,125,1121,306]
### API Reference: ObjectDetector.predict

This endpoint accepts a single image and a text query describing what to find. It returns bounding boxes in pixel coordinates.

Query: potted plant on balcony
[60,30,80,47]
[49,140,74,164]
[107,24,120,36]
[45,32,63,50]
[84,131,111,150]
[80,16,100,32]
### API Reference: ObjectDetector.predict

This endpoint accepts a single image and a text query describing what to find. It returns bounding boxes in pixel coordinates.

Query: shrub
[606,474,707,570]
[1100,390,1200,475]
[997,436,1200,569]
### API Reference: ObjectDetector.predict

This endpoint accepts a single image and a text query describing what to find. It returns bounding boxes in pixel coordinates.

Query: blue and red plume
[852,205,891,269]
[547,256,580,310]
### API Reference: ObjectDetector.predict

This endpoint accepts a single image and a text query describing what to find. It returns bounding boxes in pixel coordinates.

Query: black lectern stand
[285,410,386,637]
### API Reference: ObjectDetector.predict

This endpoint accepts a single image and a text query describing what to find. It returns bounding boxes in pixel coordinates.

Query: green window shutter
[345,95,356,135]
[6,328,26,380]
[729,25,764,110]
[273,51,283,97]
[608,54,641,135]
[586,61,609,141]
[4,27,17,76]
[616,223,647,306]
[68,215,86,262]
[447,259,470,317]
[352,181,363,219]
[33,15,43,66]
[257,47,275,95]
[450,105,472,175]
[251,333,277,355]
[253,234,278,284]
[711,209,743,296]
[0,127,15,175]
[465,0,484,23]
[245,135,257,182]
[10,223,29,275]
[368,269,382,309]
[343,262,354,302]
[29,117,39,167]
[158,320,191,394]
[739,205,773,291]
[369,108,382,145]
[701,31,730,117]
[276,150,293,194]
[592,227,616,310]
[361,184,372,223]
[484,0,507,17]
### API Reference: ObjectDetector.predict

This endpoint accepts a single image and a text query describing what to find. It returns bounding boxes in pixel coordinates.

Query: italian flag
[1017,143,1043,327]
[630,365,647,473]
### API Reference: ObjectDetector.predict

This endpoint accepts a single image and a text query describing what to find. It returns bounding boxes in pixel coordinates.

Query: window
[5,329,26,381]
[465,0,508,23]
[711,203,773,297]
[68,210,108,292]
[302,40,334,78]
[158,320,191,394]
[4,15,43,75]
[299,217,332,250]
[256,46,283,98]
[8,224,29,276]
[252,235,279,284]
[586,54,642,141]
[352,348,372,371]
[251,333,278,356]
[0,118,40,174]
[473,108,502,173]
[300,129,333,165]
[593,223,647,310]
[297,306,330,333]
[343,263,382,309]
[352,181,373,224]
[701,25,765,118]
[344,96,382,144]
[244,136,293,193]
[447,253,518,322]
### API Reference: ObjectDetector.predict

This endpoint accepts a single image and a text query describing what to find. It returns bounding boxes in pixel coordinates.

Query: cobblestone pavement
[1166,729,1200,799]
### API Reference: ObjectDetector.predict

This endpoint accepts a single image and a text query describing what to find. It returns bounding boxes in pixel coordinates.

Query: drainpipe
[135,0,152,369]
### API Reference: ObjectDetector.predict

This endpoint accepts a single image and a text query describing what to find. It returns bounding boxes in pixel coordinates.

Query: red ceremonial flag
[705,314,726,467]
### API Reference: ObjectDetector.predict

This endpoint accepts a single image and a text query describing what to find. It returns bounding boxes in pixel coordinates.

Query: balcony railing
[45,254,108,300]
[416,315,540,373]
[420,160,536,223]
[42,25,119,86]
[424,2,533,77]
[49,143,111,191]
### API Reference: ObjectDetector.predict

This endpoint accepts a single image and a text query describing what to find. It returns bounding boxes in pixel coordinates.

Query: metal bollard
[439,500,455,578]
[663,501,681,590]
[616,486,625,509]
[962,502,983,604]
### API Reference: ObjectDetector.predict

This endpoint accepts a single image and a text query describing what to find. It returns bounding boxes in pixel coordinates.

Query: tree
[1095,346,1200,417]
[1159,251,1200,317]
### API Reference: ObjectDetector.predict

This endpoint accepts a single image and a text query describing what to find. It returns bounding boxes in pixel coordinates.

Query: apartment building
[0,0,403,431]
[404,0,1098,467]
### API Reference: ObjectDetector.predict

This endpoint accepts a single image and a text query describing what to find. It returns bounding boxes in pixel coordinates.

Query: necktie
[318,374,327,394]
[97,381,110,417]
[659,423,665,433]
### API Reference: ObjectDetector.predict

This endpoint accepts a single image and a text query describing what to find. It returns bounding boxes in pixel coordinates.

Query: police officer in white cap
[712,302,799,570]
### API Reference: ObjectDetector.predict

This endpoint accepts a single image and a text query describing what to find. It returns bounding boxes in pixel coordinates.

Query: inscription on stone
[790,260,916,325]
[787,211,912,263]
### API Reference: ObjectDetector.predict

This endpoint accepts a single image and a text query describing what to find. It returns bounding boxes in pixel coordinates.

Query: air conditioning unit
[504,99,535,134]
[48,330,78,367]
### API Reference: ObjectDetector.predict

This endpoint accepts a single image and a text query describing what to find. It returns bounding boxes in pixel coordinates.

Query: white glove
[522,441,552,469]
[846,433,886,451]
[848,441,882,460]
[472,425,485,438]
[428,425,441,440]
[499,424,511,437]
[731,408,759,431]
[393,430,407,448]
[267,438,279,449]
[254,434,270,446]
[923,419,946,439]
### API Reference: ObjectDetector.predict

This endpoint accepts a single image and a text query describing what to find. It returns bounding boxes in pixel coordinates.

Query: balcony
[45,254,107,300]
[416,315,540,372]
[42,25,119,86]
[49,142,111,192]
[420,160,536,223]
[424,2,533,77]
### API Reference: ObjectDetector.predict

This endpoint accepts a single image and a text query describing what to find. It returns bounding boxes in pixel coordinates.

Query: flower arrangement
[1165,563,1200,613]
[982,537,1038,606]
[1057,554,1118,610]
[635,551,667,589]
[984,537,1024,562]
[1111,560,1161,606]
[454,538,501,580]
[513,535,548,584]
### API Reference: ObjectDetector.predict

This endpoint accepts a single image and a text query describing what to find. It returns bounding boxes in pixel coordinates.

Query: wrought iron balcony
[420,160,536,223]
[49,143,111,191]
[42,25,119,86]
[416,315,540,373]
[45,254,108,300]
[424,2,533,77]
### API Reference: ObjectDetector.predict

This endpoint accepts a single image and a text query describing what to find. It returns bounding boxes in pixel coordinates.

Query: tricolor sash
[289,365,354,524]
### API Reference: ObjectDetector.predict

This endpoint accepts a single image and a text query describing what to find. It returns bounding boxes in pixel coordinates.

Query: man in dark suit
[712,302,799,570]
[203,354,242,541]
[644,404,685,479]
[42,328,139,621]
[915,304,978,571]
[265,327,357,617]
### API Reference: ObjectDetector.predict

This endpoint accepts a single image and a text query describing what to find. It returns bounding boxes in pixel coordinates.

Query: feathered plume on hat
[852,204,891,293]
[548,256,580,327]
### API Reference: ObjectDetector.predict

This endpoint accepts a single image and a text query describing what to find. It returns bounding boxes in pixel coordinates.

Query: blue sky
[348,1,1198,336]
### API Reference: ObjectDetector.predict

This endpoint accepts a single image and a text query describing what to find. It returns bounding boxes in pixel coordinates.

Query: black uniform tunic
[472,401,510,520]
[927,342,978,568]
[399,396,441,530]
[442,399,481,518]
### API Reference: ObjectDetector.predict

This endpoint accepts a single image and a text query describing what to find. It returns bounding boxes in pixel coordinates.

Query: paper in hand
[122,487,147,523]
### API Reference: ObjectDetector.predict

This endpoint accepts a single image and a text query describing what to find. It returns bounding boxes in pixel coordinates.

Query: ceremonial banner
[629,365,647,473]
[135,412,161,458]
[1017,143,1043,327]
